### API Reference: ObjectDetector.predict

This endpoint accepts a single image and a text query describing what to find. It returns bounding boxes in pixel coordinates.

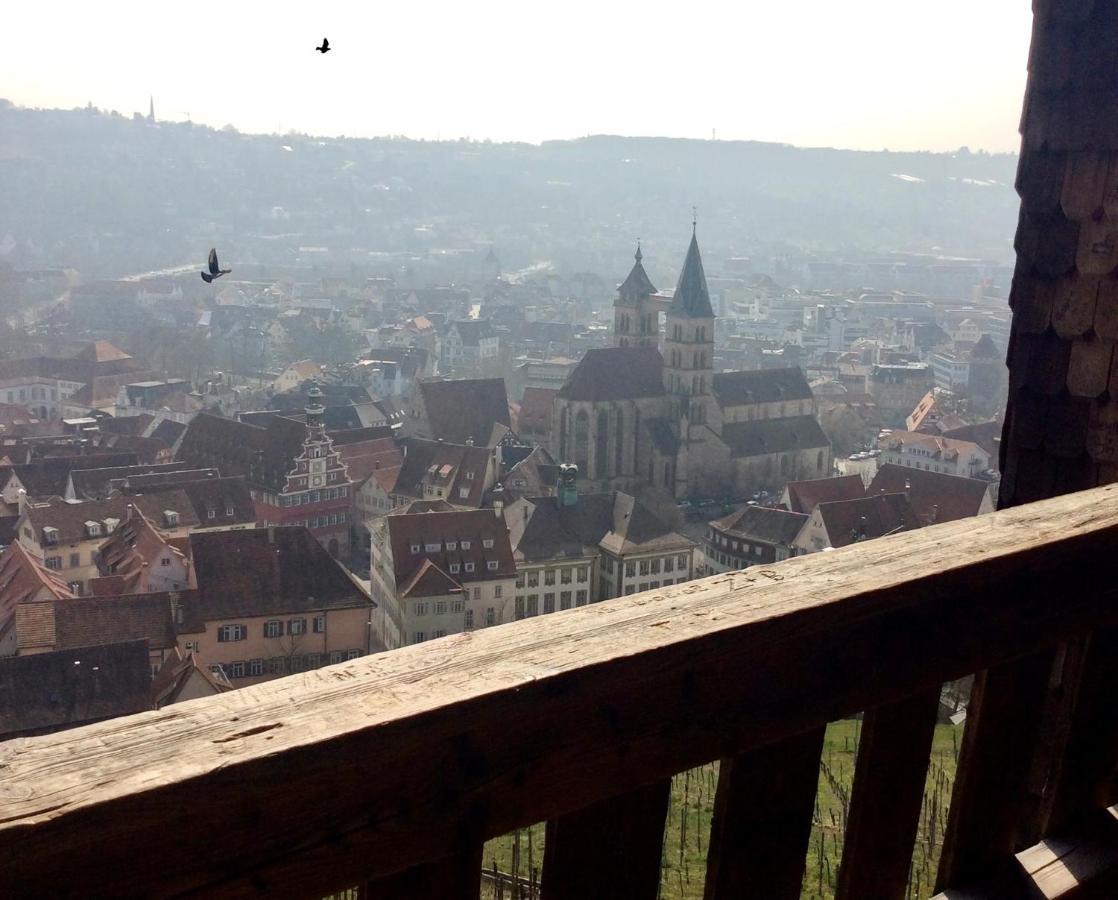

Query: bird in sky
[201,248,231,283]
[316,38,330,54]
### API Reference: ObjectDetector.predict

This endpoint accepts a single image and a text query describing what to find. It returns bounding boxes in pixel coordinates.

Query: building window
[651,558,661,575]
[487,560,498,571]
[425,542,441,552]
[288,618,307,636]
[485,608,496,626]
[515,597,525,620]
[229,661,246,679]
[410,543,420,553]
[483,538,494,549]
[451,599,465,613]
[45,556,62,570]
[207,509,216,520]
[459,487,470,499]
[526,596,538,616]
[462,540,471,550]
[544,569,556,586]
[413,631,427,644]
[415,602,429,616]
[447,541,457,551]
[561,567,572,584]
[465,562,475,573]
[473,586,481,601]
[577,566,588,582]
[543,593,555,614]
[516,573,525,588]
[450,563,461,574]
[677,554,688,570]
[264,620,282,638]
[576,590,588,606]
[464,609,474,629]
[435,600,447,615]
[625,561,635,578]
[433,629,446,639]
[527,571,539,588]
[494,584,502,598]
[664,556,674,573]
[249,659,264,676]
[639,560,650,576]
[69,552,80,567]
[560,590,572,609]
[313,614,326,633]
[218,624,246,642]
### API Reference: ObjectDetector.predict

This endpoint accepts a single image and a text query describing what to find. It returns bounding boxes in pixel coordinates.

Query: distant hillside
[0,102,1021,281]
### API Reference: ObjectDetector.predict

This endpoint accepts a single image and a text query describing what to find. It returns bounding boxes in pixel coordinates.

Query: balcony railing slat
[834,688,941,900]
[1042,629,1118,835]
[703,727,825,899]
[540,779,669,899]
[936,652,1057,892]
[3,486,1118,898]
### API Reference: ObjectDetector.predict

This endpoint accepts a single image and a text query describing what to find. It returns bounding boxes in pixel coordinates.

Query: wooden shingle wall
[1003,0,1118,505]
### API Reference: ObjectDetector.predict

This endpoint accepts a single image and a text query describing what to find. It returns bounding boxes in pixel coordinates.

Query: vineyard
[483,718,963,899]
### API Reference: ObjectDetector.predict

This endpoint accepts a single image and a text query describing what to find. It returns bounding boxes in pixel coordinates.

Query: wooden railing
[3,485,1118,898]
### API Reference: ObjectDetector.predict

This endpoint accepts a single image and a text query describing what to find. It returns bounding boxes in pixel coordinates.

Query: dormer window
[449,563,460,574]
[163,510,179,528]
[466,471,475,481]
[425,542,441,552]
[104,518,119,534]
[461,540,471,550]
[41,526,58,545]
[446,541,457,551]
[464,562,475,573]
[410,543,421,553]
[482,538,494,549]
[487,561,499,571]
[84,521,101,539]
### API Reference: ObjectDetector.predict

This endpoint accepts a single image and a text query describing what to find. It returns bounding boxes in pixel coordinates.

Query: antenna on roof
[692,206,697,235]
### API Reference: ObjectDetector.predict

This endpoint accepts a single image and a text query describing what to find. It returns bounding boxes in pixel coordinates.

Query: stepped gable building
[178,385,355,557]
[553,231,831,500]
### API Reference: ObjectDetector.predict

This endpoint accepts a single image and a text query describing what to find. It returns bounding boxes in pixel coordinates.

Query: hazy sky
[2,0,1033,151]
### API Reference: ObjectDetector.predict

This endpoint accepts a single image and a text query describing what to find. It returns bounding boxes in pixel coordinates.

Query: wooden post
[540,779,670,900]
[835,688,940,900]
[703,727,825,900]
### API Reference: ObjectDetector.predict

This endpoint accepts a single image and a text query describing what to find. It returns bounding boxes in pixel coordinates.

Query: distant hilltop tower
[483,246,501,283]
[148,96,155,124]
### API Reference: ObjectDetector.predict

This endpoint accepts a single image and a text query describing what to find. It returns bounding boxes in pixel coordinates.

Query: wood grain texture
[834,689,941,900]
[3,487,1118,898]
[703,728,825,900]
[541,779,669,900]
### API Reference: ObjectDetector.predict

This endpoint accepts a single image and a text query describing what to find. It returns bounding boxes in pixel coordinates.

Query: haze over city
[2,0,1032,150]
[9,5,1118,900]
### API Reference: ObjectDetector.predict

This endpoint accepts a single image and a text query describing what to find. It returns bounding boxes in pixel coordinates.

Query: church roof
[616,245,657,303]
[669,232,714,319]
[558,347,665,402]
[713,368,814,406]
[722,416,830,458]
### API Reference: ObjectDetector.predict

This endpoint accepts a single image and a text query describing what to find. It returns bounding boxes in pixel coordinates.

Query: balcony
[2,484,1118,898]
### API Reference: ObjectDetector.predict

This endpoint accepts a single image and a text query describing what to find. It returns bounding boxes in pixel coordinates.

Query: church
[552,230,832,501]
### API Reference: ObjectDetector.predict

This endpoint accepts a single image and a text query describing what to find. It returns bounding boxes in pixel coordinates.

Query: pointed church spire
[617,240,656,302]
[670,228,714,319]
[148,96,155,122]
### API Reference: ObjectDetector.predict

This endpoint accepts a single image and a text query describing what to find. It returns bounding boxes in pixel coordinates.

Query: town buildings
[368,507,516,649]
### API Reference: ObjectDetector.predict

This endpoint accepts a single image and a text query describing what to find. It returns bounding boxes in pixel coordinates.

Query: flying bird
[316,38,330,54]
[201,248,231,284]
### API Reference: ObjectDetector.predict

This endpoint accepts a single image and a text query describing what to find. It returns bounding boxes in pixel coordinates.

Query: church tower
[662,226,715,430]
[613,243,659,348]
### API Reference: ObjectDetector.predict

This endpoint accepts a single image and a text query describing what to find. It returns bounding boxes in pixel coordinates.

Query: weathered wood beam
[1,485,1118,898]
